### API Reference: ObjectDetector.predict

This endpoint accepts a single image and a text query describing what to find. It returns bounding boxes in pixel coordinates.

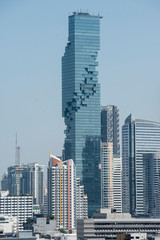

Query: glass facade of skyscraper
[122,114,160,216]
[144,153,160,217]
[62,12,102,216]
[1,163,44,206]
[101,105,120,157]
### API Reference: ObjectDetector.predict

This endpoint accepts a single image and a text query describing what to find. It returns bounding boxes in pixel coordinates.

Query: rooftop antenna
[15,133,17,164]
[15,134,20,195]
[15,134,20,236]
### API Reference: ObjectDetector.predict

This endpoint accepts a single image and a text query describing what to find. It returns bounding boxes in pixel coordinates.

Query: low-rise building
[33,217,56,237]
[77,209,160,240]
[0,214,17,235]
[0,191,33,231]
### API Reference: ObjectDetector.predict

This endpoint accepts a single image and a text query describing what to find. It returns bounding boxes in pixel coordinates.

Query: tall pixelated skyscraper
[62,12,102,217]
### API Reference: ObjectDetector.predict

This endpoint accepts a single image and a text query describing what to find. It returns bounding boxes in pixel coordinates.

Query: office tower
[7,165,24,195]
[62,12,102,217]
[0,191,33,230]
[1,172,8,191]
[101,143,122,212]
[122,114,160,216]
[101,105,120,157]
[47,154,88,231]
[144,153,160,217]
[21,163,44,206]
[1,163,44,207]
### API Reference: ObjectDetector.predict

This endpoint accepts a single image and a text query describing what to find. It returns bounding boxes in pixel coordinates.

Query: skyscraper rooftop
[71,11,102,18]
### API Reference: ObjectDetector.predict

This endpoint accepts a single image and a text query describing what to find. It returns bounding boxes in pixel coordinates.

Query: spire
[15,134,20,195]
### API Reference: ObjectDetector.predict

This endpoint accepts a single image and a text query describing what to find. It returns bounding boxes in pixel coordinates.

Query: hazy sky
[0,0,160,180]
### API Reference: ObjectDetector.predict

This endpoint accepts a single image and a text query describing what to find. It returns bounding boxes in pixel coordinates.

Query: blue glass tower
[122,114,160,216]
[62,12,102,216]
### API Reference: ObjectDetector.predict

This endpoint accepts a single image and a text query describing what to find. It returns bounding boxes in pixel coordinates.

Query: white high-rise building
[101,143,113,209]
[112,156,122,213]
[101,143,122,212]
[47,154,88,231]
[76,178,88,220]
[0,191,33,231]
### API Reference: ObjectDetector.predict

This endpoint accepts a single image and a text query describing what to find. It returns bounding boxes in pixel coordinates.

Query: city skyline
[1,0,160,179]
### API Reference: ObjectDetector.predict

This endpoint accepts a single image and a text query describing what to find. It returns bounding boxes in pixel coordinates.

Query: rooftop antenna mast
[15,134,20,236]
[15,133,20,195]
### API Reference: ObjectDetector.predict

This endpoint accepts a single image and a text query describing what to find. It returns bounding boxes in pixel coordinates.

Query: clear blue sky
[0,0,160,179]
